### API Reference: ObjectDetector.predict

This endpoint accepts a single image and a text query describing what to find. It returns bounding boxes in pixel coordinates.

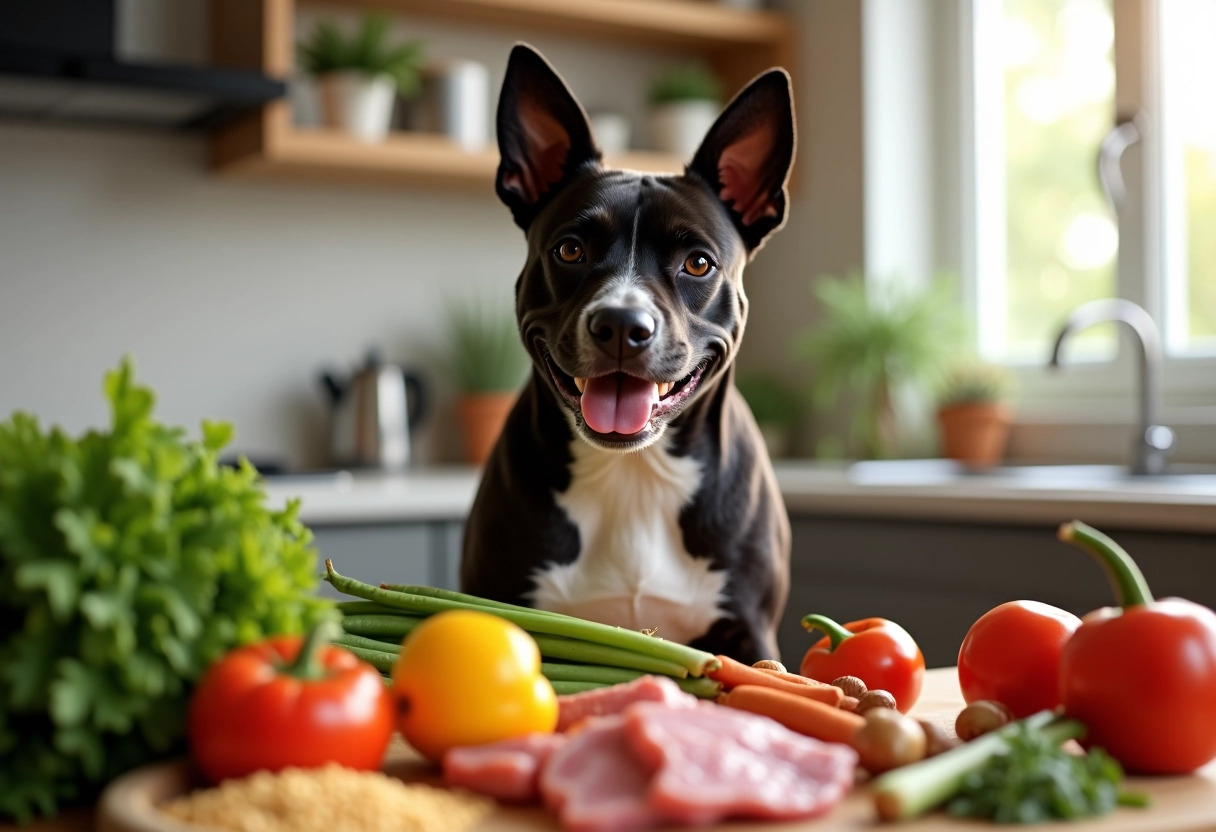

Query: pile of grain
[162,764,493,832]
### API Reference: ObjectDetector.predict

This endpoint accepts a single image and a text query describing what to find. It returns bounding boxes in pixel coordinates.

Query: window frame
[959,0,1216,417]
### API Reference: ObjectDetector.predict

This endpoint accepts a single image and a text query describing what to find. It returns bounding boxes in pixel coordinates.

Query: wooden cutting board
[90,668,1216,832]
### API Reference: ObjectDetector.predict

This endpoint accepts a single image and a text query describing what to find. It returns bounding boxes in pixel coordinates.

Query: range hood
[0,1,285,129]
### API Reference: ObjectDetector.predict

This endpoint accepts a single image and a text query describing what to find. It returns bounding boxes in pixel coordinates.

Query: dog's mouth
[545,354,709,440]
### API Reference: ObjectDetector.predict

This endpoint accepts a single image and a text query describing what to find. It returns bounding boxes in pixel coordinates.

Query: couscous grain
[162,764,493,832]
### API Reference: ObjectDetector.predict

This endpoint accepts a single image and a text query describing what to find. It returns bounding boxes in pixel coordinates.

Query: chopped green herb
[947,722,1148,823]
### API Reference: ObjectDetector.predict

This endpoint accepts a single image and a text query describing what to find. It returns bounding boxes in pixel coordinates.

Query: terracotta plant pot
[937,402,1012,469]
[457,391,517,465]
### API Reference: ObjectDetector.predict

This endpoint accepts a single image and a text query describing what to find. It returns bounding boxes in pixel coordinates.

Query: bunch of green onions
[324,560,722,698]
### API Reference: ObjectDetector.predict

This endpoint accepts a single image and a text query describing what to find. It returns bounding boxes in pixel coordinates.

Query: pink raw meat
[539,716,665,832]
[442,733,568,802]
[556,675,697,732]
[625,702,858,824]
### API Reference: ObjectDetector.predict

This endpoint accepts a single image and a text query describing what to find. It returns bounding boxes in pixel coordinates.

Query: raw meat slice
[442,733,568,802]
[539,716,664,832]
[556,675,697,732]
[625,702,858,825]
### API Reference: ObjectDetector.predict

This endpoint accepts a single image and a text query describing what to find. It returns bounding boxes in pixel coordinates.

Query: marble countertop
[261,459,1216,533]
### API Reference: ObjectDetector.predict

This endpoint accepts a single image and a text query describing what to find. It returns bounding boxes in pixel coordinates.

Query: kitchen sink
[848,458,1216,493]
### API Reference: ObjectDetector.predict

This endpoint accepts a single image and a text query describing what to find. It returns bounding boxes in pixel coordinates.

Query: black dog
[462,45,795,664]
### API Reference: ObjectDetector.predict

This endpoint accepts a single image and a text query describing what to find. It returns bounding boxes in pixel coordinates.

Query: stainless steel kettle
[319,351,427,471]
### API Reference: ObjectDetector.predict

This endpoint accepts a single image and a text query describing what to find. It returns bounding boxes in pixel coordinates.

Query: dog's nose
[588,307,657,359]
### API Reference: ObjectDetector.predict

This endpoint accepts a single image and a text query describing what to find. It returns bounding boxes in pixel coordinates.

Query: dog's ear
[688,69,796,254]
[495,44,600,230]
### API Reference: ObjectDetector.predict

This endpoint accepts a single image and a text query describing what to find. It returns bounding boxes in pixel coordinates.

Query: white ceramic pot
[401,61,489,151]
[589,112,631,155]
[440,60,490,152]
[319,71,397,143]
[648,100,720,159]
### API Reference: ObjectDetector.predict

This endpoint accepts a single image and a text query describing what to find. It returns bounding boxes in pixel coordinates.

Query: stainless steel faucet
[1048,298,1175,475]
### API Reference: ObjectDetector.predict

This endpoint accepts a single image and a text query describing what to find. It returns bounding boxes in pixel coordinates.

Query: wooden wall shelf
[298,0,792,52]
[210,0,795,190]
[215,127,687,189]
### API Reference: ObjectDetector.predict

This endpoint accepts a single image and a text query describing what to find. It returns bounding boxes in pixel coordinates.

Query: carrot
[719,685,865,746]
[708,655,843,706]
[755,666,839,690]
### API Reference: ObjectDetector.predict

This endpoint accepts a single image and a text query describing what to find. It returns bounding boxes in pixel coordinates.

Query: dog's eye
[554,240,585,264]
[683,253,714,277]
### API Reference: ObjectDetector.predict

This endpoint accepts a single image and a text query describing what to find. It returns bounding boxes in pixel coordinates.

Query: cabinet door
[434,522,464,591]
[312,525,431,600]
[780,516,1216,668]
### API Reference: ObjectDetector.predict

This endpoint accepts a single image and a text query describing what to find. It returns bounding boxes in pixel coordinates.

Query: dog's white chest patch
[529,437,729,644]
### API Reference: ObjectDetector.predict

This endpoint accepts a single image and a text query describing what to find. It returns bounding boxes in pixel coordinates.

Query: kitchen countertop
[774,460,1216,534]
[78,667,1216,832]
[260,460,1216,533]
[262,468,482,525]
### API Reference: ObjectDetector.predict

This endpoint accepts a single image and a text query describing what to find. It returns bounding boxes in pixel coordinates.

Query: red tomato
[189,621,394,783]
[957,600,1081,718]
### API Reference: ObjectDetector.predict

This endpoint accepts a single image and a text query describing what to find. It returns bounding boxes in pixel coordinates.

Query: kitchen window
[963,0,1216,405]
[1159,0,1216,357]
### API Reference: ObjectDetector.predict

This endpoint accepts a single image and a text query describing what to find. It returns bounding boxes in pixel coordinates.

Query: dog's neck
[667,360,737,455]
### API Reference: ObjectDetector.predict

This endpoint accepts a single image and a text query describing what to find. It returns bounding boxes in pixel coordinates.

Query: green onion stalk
[324,559,720,679]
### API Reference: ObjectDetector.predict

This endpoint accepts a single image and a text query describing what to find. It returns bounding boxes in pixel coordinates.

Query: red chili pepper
[1058,521,1216,774]
[799,614,925,712]
[188,619,394,783]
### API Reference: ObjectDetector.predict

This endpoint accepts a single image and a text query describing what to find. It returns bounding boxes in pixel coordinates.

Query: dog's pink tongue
[581,374,656,435]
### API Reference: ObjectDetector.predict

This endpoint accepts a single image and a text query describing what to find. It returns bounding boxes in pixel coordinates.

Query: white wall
[0,4,746,469]
[736,0,867,456]
[862,0,938,292]
[0,123,521,468]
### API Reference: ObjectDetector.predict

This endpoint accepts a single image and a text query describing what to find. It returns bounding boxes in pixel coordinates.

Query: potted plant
[299,15,424,142]
[936,362,1013,469]
[447,301,530,464]
[795,273,961,459]
[736,372,803,458]
[647,63,723,159]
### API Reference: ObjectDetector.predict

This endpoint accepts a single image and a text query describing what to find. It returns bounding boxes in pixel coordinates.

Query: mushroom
[955,700,1014,742]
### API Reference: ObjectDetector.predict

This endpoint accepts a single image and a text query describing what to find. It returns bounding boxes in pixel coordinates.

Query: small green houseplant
[647,63,723,159]
[446,301,529,464]
[298,15,424,142]
[736,372,803,458]
[796,273,961,459]
[937,362,1009,409]
[648,64,724,107]
[936,362,1013,468]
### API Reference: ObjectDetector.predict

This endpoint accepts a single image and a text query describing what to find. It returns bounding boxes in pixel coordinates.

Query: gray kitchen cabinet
[776,515,1216,668]
[312,522,464,600]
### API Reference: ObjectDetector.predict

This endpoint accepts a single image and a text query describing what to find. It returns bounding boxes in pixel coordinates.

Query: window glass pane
[1161,0,1216,354]
[993,0,1117,362]
[1185,148,1216,345]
